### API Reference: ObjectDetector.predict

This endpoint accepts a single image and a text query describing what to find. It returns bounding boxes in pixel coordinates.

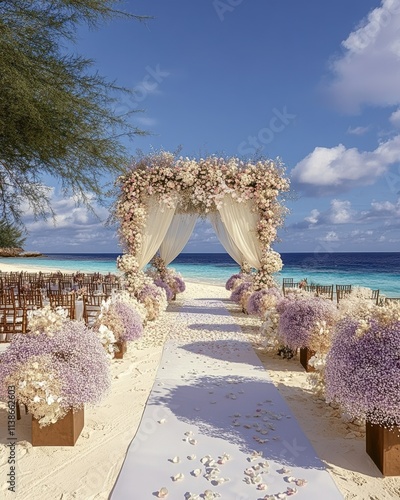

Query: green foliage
[0,1,149,223]
[0,219,26,248]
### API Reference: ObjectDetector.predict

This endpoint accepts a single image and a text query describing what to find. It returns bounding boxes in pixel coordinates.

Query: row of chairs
[0,271,123,297]
[282,279,381,304]
[0,293,107,342]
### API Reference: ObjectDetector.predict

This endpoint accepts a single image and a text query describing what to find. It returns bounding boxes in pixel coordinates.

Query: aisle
[111,298,343,499]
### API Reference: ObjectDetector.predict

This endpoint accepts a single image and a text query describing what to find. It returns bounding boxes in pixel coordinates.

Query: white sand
[0,261,75,274]
[0,263,399,499]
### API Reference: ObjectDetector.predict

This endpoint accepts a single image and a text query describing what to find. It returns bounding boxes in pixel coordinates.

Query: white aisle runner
[111,299,343,499]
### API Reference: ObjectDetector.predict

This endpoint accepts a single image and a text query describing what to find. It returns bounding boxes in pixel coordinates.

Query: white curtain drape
[208,212,243,266]
[218,195,262,269]
[137,197,176,271]
[159,213,198,265]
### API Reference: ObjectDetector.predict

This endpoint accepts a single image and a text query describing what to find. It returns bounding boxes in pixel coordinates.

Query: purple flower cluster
[154,278,174,302]
[325,318,400,427]
[0,321,111,410]
[112,301,143,341]
[230,281,253,304]
[173,275,186,293]
[247,287,282,317]
[225,273,244,291]
[276,295,337,350]
[137,283,164,302]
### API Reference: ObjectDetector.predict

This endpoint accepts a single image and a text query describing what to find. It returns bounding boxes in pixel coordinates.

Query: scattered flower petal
[157,487,168,498]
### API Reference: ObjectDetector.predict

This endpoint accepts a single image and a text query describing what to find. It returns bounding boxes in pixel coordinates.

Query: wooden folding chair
[102,282,122,297]
[371,289,380,305]
[282,278,294,290]
[46,280,61,296]
[49,294,76,320]
[384,297,400,305]
[0,288,16,307]
[83,294,106,327]
[59,279,73,292]
[336,285,352,303]
[19,289,44,310]
[282,282,300,296]
[0,306,28,342]
[316,285,334,301]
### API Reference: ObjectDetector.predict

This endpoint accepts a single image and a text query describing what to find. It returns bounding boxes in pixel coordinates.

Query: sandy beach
[1,263,400,499]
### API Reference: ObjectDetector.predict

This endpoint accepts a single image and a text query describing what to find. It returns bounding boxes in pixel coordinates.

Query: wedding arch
[115,152,290,291]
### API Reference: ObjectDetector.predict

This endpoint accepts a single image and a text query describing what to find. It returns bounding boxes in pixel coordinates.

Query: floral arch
[115,152,290,294]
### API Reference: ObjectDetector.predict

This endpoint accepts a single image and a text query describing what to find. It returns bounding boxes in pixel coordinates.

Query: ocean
[1,252,399,297]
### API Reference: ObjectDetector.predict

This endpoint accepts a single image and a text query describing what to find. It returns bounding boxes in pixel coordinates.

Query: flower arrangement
[336,287,391,335]
[240,261,252,274]
[147,255,186,299]
[94,293,144,345]
[0,319,110,427]
[307,352,328,398]
[27,306,68,336]
[116,290,147,325]
[154,278,174,302]
[247,287,282,318]
[137,283,168,321]
[253,250,283,289]
[115,151,290,292]
[230,280,254,306]
[114,261,168,321]
[325,311,400,428]
[96,324,117,359]
[261,307,282,349]
[250,287,283,349]
[225,273,245,291]
[276,295,338,352]
[116,256,152,297]
[110,301,143,341]
[171,274,186,294]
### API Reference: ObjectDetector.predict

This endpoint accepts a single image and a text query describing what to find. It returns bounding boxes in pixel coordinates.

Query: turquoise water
[1,252,399,297]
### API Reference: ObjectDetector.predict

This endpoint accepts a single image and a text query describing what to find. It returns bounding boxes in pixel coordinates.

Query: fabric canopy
[208,211,244,266]
[159,213,198,265]
[137,197,176,271]
[218,195,262,270]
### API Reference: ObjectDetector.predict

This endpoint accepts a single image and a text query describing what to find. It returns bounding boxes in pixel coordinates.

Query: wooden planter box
[32,407,84,447]
[114,340,127,359]
[366,421,400,476]
[299,347,316,372]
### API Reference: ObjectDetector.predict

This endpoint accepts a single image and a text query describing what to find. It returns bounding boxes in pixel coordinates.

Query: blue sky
[23,0,400,253]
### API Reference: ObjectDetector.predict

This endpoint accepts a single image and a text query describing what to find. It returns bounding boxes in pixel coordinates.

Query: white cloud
[320,231,339,242]
[22,192,117,252]
[368,199,400,216]
[347,125,370,135]
[389,108,400,127]
[329,199,353,223]
[326,0,400,112]
[291,134,400,195]
[305,209,320,224]
[135,116,158,127]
